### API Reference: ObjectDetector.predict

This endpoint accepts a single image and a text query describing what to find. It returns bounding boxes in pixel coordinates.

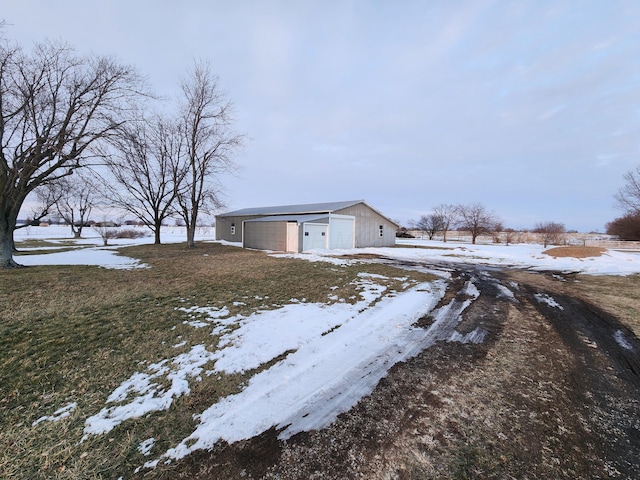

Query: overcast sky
[5,1,640,232]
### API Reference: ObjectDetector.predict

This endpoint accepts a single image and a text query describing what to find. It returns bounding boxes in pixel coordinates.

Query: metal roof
[244,214,329,223]
[218,200,364,217]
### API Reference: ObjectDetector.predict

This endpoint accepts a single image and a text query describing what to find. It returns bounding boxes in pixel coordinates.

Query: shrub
[115,228,148,239]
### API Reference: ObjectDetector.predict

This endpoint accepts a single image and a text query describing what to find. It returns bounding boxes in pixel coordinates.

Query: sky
[4,0,640,232]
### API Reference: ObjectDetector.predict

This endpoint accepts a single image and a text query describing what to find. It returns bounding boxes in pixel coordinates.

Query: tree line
[0,26,242,267]
[408,203,567,247]
[409,164,640,245]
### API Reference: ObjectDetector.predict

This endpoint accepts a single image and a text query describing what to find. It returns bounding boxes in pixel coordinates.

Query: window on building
[379,225,384,237]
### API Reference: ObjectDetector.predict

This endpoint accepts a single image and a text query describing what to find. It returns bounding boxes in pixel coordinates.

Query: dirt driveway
[153,264,640,479]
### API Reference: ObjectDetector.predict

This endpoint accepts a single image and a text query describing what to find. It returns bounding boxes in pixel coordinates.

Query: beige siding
[215,215,259,242]
[243,221,288,251]
[335,203,397,247]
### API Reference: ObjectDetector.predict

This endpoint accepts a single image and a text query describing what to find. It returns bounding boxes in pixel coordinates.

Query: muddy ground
[143,265,640,480]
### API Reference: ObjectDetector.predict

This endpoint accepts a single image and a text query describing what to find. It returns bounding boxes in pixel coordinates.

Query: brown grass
[571,274,640,338]
[0,241,435,480]
[542,246,606,258]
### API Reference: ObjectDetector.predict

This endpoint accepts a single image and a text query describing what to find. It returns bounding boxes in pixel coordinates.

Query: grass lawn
[0,242,434,479]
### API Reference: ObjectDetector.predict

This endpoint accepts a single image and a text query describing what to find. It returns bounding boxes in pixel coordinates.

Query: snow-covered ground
[14,225,640,275]
[285,238,640,276]
[14,225,212,269]
[18,226,640,470]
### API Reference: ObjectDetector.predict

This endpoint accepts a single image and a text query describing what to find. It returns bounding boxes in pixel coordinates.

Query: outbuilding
[215,200,398,252]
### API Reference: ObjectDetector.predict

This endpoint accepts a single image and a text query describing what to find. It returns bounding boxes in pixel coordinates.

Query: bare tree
[456,203,501,244]
[175,61,242,247]
[0,39,145,267]
[92,220,119,246]
[491,221,504,244]
[26,183,63,227]
[102,115,185,244]
[433,204,458,242]
[36,173,96,238]
[504,228,517,246]
[413,214,443,240]
[614,166,640,215]
[533,221,566,248]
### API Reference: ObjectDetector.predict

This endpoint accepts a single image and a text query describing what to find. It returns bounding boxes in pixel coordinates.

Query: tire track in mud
[509,272,640,478]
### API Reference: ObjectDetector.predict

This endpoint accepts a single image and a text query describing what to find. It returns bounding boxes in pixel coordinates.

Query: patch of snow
[614,330,634,351]
[183,320,210,328]
[270,251,354,266]
[463,280,480,298]
[495,283,517,301]
[449,327,488,344]
[32,402,77,426]
[534,293,564,310]
[83,346,217,437]
[17,247,147,269]
[153,281,451,464]
[138,438,155,456]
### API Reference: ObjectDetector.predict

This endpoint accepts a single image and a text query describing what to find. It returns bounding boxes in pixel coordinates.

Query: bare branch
[175,60,243,247]
[0,38,147,266]
[614,166,640,215]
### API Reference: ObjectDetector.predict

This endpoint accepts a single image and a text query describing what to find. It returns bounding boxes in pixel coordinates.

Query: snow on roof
[217,200,363,217]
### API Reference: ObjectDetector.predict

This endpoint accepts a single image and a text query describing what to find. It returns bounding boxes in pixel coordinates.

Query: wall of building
[335,203,397,247]
[215,215,258,242]
[243,220,288,251]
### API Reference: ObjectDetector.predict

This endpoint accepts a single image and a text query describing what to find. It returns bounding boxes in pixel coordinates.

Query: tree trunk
[0,218,21,268]
[154,222,162,245]
[187,224,196,247]
[185,205,198,248]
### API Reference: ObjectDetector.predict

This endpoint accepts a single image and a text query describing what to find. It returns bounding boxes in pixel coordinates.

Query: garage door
[303,223,328,251]
[329,216,355,249]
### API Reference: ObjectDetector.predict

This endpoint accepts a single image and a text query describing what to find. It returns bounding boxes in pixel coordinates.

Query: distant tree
[491,221,504,243]
[606,213,640,240]
[0,38,145,267]
[503,228,517,246]
[614,166,640,214]
[433,204,458,242]
[102,115,185,244]
[23,183,63,229]
[533,221,566,248]
[37,174,97,238]
[414,214,444,240]
[456,203,501,244]
[92,220,119,246]
[175,61,243,247]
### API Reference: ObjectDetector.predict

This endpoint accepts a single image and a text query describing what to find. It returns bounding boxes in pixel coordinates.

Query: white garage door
[329,215,355,249]
[303,223,328,251]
